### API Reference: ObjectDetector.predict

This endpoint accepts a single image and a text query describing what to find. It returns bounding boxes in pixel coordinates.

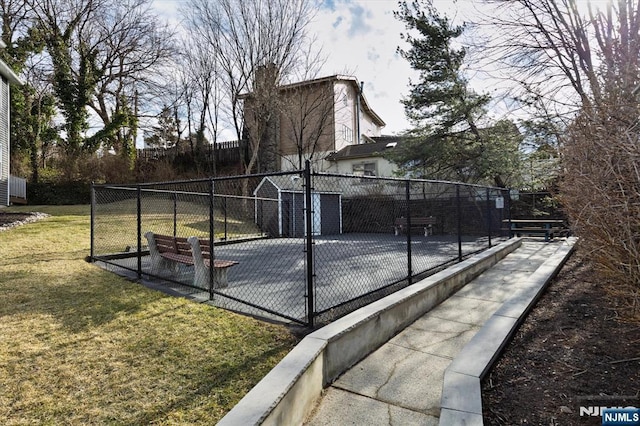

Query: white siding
[332,81,384,152]
[333,82,357,152]
[334,157,397,177]
[360,112,383,137]
[0,77,9,206]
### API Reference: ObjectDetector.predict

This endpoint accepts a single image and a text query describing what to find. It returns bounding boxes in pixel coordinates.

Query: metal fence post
[506,189,512,238]
[209,178,215,300]
[457,185,463,262]
[405,180,413,285]
[223,197,228,241]
[487,188,492,248]
[173,191,177,237]
[304,160,315,327]
[137,185,142,280]
[90,183,95,261]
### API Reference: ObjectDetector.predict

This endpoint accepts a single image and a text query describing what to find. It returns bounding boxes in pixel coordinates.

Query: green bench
[503,219,569,242]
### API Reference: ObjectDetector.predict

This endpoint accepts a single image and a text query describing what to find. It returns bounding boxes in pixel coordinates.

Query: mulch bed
[0,212,49,231]
[0,212,32,225]
[482,249,640,425]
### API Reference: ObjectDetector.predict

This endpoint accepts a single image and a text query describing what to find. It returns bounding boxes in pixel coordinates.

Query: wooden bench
[187,236,239,289]
[502,219,569,242]
[144,232,238,289]
[394,216,437,237]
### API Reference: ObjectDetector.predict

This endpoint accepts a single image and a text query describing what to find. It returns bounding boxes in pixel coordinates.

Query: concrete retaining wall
[218,238,523,426]
[439,238,576,425]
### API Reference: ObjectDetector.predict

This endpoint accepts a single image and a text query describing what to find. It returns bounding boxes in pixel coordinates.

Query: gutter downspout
[356,81,363,144]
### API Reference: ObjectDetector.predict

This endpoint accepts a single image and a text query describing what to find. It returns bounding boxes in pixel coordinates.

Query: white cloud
[311,0,417,134]
[309,0,529,134]
[345,3,373,37]
[148,0,495,139]
[366,48,380,63]
[151,0,183,28]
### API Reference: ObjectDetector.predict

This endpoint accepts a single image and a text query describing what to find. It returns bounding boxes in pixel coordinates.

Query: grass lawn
[92,198,262,254]
[0,205,299,425]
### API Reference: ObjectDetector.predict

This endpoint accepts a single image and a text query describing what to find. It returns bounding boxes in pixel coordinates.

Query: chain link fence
[91,163,510,327]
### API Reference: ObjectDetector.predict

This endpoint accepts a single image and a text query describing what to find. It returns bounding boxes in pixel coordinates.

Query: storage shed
[254,175,342,237]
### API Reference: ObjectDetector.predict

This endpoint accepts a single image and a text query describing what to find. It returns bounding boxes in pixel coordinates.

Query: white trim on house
[0,61,22,86]
[0,41,24,86]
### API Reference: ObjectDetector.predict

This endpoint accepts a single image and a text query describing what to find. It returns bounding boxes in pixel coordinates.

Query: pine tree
[144,106,179,150]
[392,1,520,186]
[395,0,488,135]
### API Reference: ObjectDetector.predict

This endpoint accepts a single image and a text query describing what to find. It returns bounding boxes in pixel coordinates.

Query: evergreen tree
[396,0,488,135]
[392,1,518,186]
[1,2,57,183]
[144,106,179,150]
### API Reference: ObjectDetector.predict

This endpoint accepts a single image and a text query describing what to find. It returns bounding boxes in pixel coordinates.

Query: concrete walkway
[217,238,575,425]
[304,240,571,425]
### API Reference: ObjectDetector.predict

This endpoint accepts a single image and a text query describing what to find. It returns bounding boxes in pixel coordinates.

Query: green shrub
[28,181,92,205]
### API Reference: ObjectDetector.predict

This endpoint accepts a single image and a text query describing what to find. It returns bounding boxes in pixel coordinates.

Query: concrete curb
[439,238,577,425]
[218,238,523,426]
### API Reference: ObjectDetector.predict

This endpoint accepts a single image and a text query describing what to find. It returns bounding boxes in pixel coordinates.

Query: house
[326,135,403,177]
[0,41,24,207]
[241,73,386,173]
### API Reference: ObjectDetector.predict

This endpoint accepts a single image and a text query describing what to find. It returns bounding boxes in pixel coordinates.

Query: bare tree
[183,0,317,175]
[87,0,175,167]
[273,41,333,171]
[182,34,222,173]
[480,0,640,112]
[279,79,335,171]
[479,0,640,310]
[174,67,194,155]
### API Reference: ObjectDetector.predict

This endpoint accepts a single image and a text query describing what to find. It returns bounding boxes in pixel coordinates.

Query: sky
[147,0,622,145]
[308,0,417,135]
[150,0,476,139]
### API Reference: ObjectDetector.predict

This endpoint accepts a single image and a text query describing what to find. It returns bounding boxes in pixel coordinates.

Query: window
[342,125,353,143]
[352,162,376,177]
